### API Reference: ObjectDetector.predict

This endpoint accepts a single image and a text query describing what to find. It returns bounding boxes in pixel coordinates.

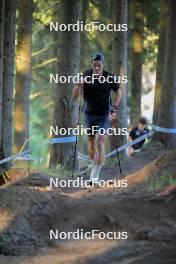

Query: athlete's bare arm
[114,89,121,107]
[110,89,122,121]
[72,84,81,97]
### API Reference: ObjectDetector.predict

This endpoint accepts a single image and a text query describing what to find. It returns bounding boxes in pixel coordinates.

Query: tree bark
[0,0,5,181]
[1,0,16,171]
[153,0,169,124]
[130,0,144,125]
[50,0,81,169]
[80,0,88,71]
[110,0,128,153]
[157,0,176,148]
[0,0,5,145]
[14,0,33,154]
[0,0,16,182]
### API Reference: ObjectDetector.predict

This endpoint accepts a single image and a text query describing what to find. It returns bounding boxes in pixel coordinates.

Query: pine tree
[130,0,144,124]
[0,0,16,178]
[153,0,169,124]
[157,0,176,148]
[14,0,33,154]
[50,0,81,169]
[110,0,128,152]
[0,0,5,149]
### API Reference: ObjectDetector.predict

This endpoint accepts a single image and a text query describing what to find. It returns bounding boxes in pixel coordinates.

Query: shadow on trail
[0,146,175,263]
[76,240,176,264]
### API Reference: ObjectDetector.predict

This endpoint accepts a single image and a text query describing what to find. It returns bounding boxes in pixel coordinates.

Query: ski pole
[72,135,78,178]
[116,146,123,178]
[111,117,123,178]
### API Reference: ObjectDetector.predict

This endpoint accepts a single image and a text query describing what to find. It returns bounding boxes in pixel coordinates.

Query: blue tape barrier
[78,130,154,160]
[51,136,77,144]
[0,125,175,165]
[78,152,89,161]
[106,131,154,158]
[0,149,32,165]
[14,155,43,162]
[0,137,76,165]
[152,125,176,134]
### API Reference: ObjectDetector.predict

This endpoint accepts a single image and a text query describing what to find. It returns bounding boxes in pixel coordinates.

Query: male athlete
[73,53,121,183]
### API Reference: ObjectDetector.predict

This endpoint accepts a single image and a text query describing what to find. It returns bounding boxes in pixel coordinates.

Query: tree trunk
[130,0,144,125]
[157,0,176,148]
[0,0,5,145]
[50,0,81,169]
[110,0,128,153]
[0,0,5,181]
[79,0,89,156]
[1,0,16,172]
[14,0,33,154]
[80,0,88,71]
[153,0,169,124]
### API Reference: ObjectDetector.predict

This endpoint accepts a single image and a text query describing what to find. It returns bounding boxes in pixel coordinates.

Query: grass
[38,164,71,178]
[147,170,176,192]
[168,177,176,185]
[105,151,129,166]
[13,159,71,178]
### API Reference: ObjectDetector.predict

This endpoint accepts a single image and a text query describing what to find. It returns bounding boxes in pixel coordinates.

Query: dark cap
[139,117,147,125]
[92,52,104,62]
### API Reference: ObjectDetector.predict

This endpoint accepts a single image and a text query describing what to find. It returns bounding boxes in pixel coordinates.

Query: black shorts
[84,113,110,137]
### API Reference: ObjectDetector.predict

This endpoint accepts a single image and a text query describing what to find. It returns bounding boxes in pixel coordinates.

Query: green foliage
[147,170,175,192]
[28,0,160,163]
[169,178,176,185]
[30,0,117,161]
[143,27,158,71]
[143,0,160,71]
[81,0,113,71]
[30,0,57,159]
[33,163,70,178]
[14,159,71,178]
[144,0,160,34]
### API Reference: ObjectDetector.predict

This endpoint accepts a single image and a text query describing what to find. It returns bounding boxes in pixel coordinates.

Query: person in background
[128,117,149,156]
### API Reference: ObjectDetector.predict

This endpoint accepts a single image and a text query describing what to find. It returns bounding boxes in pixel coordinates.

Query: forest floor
[0,142,176,264]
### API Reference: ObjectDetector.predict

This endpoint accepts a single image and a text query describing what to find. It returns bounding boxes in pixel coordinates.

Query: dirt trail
[0,143,176,264]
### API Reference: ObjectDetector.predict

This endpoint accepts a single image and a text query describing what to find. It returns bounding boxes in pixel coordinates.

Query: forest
[0,0,176,263]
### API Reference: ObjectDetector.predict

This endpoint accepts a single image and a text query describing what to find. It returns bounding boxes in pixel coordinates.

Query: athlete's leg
[87,115,108,183]
[127,146,134,157]
[89,134,106,183]
[88,136,97,181]
[94,134,106,165]
[87,136,96,161]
